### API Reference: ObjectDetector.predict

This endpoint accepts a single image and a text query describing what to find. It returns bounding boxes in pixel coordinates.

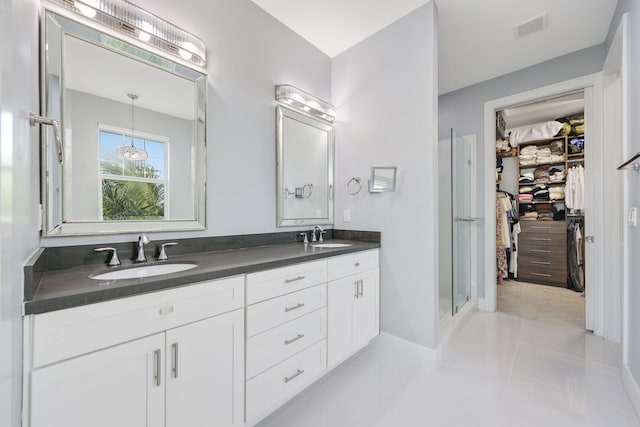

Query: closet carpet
[498,280,585,330]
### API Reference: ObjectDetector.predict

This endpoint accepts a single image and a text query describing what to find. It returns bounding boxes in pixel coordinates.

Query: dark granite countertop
[24,239,380,315]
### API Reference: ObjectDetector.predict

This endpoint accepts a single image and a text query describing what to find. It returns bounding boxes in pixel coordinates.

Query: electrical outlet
[343,209,351,223]
[628,207,638,227]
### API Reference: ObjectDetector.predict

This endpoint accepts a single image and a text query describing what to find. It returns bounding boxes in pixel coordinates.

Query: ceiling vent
[514,12,548,39]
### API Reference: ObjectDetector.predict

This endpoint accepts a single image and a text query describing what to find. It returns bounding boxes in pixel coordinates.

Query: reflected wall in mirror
[277,106,334,226]
[369,166,398,193]
[41,10,206,236]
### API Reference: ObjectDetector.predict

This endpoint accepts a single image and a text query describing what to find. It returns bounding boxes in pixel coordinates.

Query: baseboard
[623,364,640,419]
[436,301,477,368]
[377,332,438,370]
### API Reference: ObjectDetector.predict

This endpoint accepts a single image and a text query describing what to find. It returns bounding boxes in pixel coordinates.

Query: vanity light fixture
[116,92,149,161]
[276,85,335,123]
[47,0,206,67]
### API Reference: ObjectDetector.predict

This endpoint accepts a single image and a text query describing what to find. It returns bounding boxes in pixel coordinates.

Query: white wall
[0,1,42,426]
[438,45,605,298]
[42,0,332,246]
[332,3,439,348]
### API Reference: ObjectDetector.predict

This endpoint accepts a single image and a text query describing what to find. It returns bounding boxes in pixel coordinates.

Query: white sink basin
[311,243,352,248]
[90,263,198,280]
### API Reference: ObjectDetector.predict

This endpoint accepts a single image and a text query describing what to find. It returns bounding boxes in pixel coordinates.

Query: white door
[327,275,356,367]
[165,309,245,427]
[30,334,165,427]
[353,269,379,349]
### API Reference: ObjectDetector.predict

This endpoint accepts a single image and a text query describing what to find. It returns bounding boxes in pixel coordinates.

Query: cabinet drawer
[518,269,566,286]
[246,260,327,305]
[517,243,566,259]
[518,233,566,246]
[246,284,326,337]
[328,249,379,281]
[31,276,244,368]
[519,221,566,234]
[246,340,326,422]
[518,254,566,273]
[246,309,326,379]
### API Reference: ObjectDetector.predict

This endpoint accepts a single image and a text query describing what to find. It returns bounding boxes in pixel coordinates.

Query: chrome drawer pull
[284,369,305,383]
[531,227,551,230]
[531,238,551,241]
[154,349,162,387]
[354,262,360,267]
[284,334,305,345]
[531,249,551,253]
[171,343,179,378]
[530,261,551,265]
[284,303,305,313]
[530,273,551,277]
[285,276,305,283]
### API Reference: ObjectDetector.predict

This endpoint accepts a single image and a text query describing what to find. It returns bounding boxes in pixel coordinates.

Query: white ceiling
[250,0,619,95]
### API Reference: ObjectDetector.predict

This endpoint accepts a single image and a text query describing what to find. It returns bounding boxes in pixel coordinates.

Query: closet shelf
[519,160,566,168]
[567,153,584,158]
[518,136,567,147]
[518,199,565,204]
[519,181,565,186]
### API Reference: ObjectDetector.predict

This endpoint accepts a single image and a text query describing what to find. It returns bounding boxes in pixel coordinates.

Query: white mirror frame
[40,8,207,236]
[276,105,334,227]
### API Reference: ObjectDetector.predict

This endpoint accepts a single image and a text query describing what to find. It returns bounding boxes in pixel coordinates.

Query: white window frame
[97,123,170,221]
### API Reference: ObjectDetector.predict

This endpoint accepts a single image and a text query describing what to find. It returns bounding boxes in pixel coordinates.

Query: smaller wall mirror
[276,105,334,226]
[369,166,398,193]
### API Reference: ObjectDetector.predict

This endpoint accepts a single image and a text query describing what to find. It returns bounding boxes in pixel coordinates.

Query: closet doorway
[495,94,586,330]
[481,73,617,339]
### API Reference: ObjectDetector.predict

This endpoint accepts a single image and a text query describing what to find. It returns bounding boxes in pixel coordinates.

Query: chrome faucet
[135,234,150,263]
[312,225,325,242]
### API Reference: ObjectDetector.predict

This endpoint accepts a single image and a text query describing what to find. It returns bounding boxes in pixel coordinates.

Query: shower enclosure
[451,129,475,314]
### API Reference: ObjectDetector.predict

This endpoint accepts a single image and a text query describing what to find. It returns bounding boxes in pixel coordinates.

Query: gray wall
[332,3,440,348]
[67,90,194,221]
[438,44,606,298]
[606,0,640,390]
[0,1,41,426]
[42,0,332,247]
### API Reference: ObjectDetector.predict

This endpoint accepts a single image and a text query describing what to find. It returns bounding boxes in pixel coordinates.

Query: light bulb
[178,49,192,60]
[138,31,151,42]
[75,3,97,18]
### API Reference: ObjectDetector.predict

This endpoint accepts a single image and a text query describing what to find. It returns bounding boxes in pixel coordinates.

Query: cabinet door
[327,275,357,367]
[165,309,244,427]
[353,269,379,349]
[30,334,165,427]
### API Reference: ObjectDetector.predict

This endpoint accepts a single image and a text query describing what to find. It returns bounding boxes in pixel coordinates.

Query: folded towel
[520,146,538,155]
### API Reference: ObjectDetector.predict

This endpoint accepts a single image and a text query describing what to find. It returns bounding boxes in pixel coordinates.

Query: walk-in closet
[495,93,586,329]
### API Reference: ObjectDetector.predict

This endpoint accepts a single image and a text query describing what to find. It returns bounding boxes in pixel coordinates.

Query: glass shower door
[452,129,472,314]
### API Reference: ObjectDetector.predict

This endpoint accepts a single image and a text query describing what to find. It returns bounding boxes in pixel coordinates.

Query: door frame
[481,73,605,336]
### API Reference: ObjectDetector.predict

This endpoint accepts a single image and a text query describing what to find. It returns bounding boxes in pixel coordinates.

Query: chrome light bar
[276,85,335,123]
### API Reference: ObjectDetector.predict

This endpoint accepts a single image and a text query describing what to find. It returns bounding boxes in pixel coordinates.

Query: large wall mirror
[40,10,206,236]
[276,105,334,226]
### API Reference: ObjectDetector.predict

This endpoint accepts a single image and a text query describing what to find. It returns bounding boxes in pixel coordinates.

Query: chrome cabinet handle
[354,262,360,267]
[171,343,179,378]
[154,349,162,387]
[531,238,551,241]
[354,281,359,299]
[283,369,305,383]
[284,334,305,345]
[531,226,551,230]
[285,276,305,283]
[284,303,305,313]
[358,279,364,297]
[530,261,551,265]
[531,272,551,277]
[531,249,551,253]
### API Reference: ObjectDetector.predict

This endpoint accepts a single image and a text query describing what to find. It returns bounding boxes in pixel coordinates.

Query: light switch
[344,209,351,223]
[628,207,638,227]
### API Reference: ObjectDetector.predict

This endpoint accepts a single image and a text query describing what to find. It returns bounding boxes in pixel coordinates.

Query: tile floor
[256,311,639,427]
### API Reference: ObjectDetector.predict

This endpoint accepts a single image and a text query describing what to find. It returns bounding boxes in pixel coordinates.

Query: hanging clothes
[509,221,521,278]
[567,219,585,292]
[565,165,585,211]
